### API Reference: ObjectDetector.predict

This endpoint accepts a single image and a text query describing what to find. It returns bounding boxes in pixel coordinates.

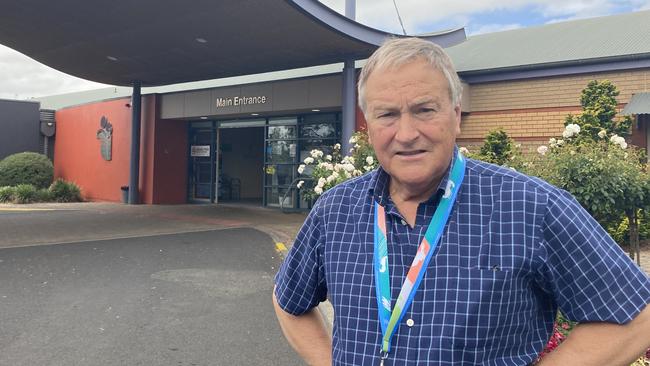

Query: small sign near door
[191,145,211,157]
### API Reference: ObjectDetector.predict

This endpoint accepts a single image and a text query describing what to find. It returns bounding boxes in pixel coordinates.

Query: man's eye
[377,112,396,119]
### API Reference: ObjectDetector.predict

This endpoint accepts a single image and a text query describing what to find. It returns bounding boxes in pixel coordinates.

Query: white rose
[598,130,607,139]
[326,155,332,161]
[297,164,305,174]
[567,123,580,134]
[344,163,355,172]
[344,171,351,178]
[620,141,628,149]
[314,186,323,195]
[318,177,327,187]
[349,136,357,144]
[326,175,336,183]
[353,170,362,176]
[366,156,374,165]
[334,143,341,150]
[537,146,548,155]
[364,166,373,171]
[296,180,304,189]
[459,147,469,155]
[556,139,565,146]
[304,157,314,164]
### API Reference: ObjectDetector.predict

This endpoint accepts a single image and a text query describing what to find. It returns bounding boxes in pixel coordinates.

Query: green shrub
[0,186,15,203]
[49,179,82,202]
[35,188,54,202]
[13,184,37,204]
[0,152,53,189]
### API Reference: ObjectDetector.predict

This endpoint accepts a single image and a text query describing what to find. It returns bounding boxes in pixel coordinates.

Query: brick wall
[457,68,650,146]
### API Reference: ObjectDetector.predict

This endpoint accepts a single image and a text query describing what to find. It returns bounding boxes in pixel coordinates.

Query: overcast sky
[1,0,649,100]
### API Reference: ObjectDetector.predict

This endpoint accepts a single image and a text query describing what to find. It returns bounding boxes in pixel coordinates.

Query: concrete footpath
[0,202,307,250]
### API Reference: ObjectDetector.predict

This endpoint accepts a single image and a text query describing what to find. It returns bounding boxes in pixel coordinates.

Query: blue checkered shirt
[274,152,650,365]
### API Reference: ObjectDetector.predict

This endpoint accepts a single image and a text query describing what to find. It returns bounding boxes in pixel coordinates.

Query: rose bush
[296,130,378,203]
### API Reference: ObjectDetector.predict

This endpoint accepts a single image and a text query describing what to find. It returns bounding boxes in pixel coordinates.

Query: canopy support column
[128,81,141,204]
[341,59,356,154]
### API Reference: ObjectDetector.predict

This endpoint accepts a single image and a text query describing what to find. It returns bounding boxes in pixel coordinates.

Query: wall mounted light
[107,56,118,61]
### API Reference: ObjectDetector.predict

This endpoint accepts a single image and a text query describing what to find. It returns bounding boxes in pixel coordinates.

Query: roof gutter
[460,52,650,83]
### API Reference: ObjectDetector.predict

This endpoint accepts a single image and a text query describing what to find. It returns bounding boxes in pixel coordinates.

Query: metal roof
[622,92,650,115]
[446,10,650,75]
[0,0,464,87]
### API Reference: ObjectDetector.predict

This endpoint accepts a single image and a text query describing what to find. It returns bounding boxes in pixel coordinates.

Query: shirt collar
[368,145,459,206]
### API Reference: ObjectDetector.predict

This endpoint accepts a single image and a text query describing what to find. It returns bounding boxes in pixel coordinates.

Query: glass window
[267,140,295,163]
[300,123,336,139]
[268,126,296,140]
[266,187,294,207]
[299,139,337,162]
[190,121,212,128]
[219,119,265,128]
[269,117,297,125]
[264,164,295,186]
[302,113,338,124]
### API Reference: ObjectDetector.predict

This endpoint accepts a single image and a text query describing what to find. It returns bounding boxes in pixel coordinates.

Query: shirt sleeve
[538,189,650,323]
[274,199,328,315]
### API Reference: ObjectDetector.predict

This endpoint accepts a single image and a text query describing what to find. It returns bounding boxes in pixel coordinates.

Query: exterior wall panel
[54,98,132,202]
[0,99,41,160]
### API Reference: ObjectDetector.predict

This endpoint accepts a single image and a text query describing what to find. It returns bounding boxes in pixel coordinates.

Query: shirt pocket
[443,266,515,350]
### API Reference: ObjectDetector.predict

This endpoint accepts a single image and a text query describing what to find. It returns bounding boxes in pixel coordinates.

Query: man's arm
[272,289,332,366]
[537,304,650,365]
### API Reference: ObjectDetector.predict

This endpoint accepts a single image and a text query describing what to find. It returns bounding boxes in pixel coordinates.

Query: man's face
[364,58,461,192]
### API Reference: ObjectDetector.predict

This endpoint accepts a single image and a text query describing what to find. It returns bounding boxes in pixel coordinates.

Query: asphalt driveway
[0,204,305,365]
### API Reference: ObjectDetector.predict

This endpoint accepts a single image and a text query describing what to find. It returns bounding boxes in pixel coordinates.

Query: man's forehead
[368,96,440,109]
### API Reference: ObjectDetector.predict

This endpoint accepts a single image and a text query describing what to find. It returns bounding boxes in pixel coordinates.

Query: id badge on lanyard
[374,149,466,365]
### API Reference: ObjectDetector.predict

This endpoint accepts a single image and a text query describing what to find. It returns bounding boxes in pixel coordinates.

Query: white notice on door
[191,145,210,157]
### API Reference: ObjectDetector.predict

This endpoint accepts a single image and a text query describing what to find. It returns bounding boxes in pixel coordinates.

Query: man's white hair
[358,37,462,114]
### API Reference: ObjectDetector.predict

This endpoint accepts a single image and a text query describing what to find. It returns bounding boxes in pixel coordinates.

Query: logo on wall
[96,116,113,161]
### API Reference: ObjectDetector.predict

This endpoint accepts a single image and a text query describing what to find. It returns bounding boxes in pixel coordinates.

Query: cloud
[318,0,641,34]
[633,0,650,9]
[468,23,523,36]
[0,45,108,100]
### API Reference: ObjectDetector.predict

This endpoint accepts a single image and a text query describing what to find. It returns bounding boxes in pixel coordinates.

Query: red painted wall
[54,95,188,204]
[355,106,367,131]
[54,98,132,202]
[152,118,188,204]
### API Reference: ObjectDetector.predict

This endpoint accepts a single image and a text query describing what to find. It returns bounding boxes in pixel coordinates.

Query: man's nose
[394,113,419,144]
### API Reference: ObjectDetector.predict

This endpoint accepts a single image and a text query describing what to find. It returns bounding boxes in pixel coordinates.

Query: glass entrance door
[188,128,215,202]
[264,118,298,208]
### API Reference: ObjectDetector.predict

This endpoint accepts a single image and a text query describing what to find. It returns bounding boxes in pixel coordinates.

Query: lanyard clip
[379,350,389,366]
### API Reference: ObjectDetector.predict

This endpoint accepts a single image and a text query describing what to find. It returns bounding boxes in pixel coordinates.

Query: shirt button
[400,219,407,226]
[406,318,415,327]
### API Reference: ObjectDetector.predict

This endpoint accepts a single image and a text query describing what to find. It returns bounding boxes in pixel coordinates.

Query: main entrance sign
[216,95,268,108]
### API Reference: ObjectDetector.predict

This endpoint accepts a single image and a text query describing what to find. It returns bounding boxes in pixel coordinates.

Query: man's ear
[454,104,462,135]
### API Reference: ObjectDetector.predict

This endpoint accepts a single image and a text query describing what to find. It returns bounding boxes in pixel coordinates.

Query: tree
[477,128,519,166]
[528,80,649,264]
[564,80,632,142]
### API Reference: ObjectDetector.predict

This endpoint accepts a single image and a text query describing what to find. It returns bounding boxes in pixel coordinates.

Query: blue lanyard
[374,150,466,361]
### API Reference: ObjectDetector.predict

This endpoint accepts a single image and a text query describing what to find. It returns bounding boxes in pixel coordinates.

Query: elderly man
[273,37,650,365]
